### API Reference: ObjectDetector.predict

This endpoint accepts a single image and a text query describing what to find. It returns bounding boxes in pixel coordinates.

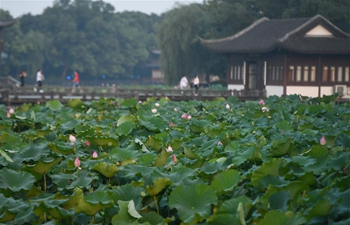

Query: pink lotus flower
[258,99,265,105]
[320,136,326,145]
[172,154,178,163]
[169,122,174,127]
[182,113,187,119]
[225,104,230,109]
[69,134,76,144]
[262,107,269,112]
[74,157,81,167]
[85,140,90,147]
[138,100,142,104]
[9,108,14,114]
[174,107,178,112]
[6,112,11,118]
[166,146,173,152]
[186,115,191,120]
[92,151,98,158]
[218,141,223,145]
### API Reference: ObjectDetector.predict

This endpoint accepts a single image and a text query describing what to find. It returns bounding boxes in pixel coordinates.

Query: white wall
[286,86,319,97]
[228,84,244,90]
[320,86,334,96]
[266,85,283,97]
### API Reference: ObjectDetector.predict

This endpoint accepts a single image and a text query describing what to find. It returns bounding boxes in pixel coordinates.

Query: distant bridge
[0,77,266,106]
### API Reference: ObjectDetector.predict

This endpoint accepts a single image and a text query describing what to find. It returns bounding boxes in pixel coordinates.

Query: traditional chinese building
[200,15,350,98]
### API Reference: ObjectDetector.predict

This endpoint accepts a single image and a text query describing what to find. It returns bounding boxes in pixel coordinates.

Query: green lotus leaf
[190,119,211,133]
[169,184,218,224]
[207,214,240,225]
[138,211,165,225]
[47,206,74,220]
[50,173,77,191]
[217,195,252,216]
[0,209,16,223]
[274,120,293,132]
[63,187,110,216]
[153,150,171,167]
[24,157,61,175]
[13,137,49,163]
[45,100,63,111]
[120,98,138,107]
[60,120,79,132]
[138,152,157,165]
[210,170,241,192]
[306,199,332,220]
[155,164,197,186]
[268,191,291,210]
[111,200,138,225]
[140,117,165,131]
[14,206,38,225]
[184,146,199,159]
[230,147,256,166]
[268,138,292,157]
[0,168,36,192]
[67,170,98,190]
[145,135,163,151]
[116,121,135,136]
[108,184,143,209]
[117,115,134,126]
[85,191,114,205]
[251,158,282,186]
[49,141,75,155]
[146,177,172,196]
[89,136,119,147]
[93,162,119,178]
[111,147,141,162]
[67,99,83,109]
[259,210,306,225]
[0,149,13,163]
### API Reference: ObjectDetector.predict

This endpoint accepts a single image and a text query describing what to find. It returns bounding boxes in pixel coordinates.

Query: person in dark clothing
[19,70,27,87]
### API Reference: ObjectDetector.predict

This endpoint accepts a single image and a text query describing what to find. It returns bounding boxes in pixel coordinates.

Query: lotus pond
[0,95,350,225]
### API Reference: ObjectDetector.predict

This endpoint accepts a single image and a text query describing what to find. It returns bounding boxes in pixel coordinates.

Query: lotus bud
[9,108,14,114]
[258,99,265,105]
[169,122,174,127]
[85,140,90,147]
[172,154,178,163]
[166,146,173,152]
[181,113,187,119]
[174,107,178,112]
[226,104,230,109]
[69,134,76,144]
[186,115,191,120]
[92,151,98,158]
[320,136,326,145]
[262,107,269,112]
[151,108,157,114]
[218,141,223,145]
[155,103,160,107]
[74,157,81,167]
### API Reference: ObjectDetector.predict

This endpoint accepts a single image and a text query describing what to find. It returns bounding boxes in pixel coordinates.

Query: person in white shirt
[179,76,189,89]
[193,75,200,94]
[35,69,45,92]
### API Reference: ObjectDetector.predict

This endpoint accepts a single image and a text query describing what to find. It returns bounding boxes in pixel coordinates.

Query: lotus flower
[166,146,173,152]
[69,134,76,144]
[218,141,223,145]
[169,122,174,127]
[74,157,81,167]
[138,100,142,104]
[174,107,178,112]
[262,107,269,112]
[186,115,191,120]
[155,103,160,107]
[182,113,187,119]
[85,140,90,147]
[226,104,230,109]
[9,108,14,114]
[151,108,157,114]
[172,154,178,163]
[320,136,326,145]
[6,112,11,118]
[258,99,265,105]
[92,151,98,158]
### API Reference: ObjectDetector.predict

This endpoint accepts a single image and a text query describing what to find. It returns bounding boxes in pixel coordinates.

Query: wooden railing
[0,86,266,105]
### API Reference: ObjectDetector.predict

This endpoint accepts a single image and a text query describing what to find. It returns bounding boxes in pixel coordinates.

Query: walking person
[179,75,189,90]
[19,70,27,88]
[35,69,44,93]
[71,70,83,93]
[193,75,200,94]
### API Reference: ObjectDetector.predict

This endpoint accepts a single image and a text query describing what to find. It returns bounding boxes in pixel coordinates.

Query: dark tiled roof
[200,15,350,54]
[0,20,16,28]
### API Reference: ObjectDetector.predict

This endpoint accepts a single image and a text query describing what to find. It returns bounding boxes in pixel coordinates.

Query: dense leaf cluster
[0,94,350,224]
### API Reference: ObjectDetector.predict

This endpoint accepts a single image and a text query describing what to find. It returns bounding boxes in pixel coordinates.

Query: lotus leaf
[93,162,119,178]
[0,168,36,192]
[45,100,63,111]
[259,210,306,225]
[210,169,241,192]
[146,177,172,196]
[169,184,217,224]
